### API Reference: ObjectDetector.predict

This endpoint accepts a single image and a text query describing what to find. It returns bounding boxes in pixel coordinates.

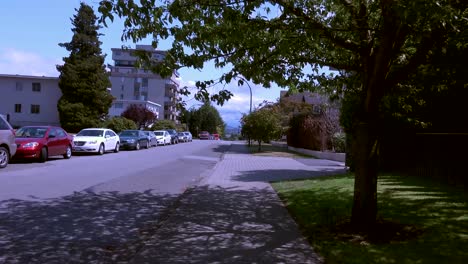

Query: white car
[72,128,120,155]
[154,130,171,146]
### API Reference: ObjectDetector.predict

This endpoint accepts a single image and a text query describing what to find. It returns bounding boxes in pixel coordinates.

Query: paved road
[0,140,228,263]
[0,140,228,200]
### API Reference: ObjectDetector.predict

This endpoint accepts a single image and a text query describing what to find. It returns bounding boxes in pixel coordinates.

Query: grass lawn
[247,143,315,158]
[272,174,468,263]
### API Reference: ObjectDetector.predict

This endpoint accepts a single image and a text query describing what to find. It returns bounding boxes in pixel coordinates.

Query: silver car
[0,115,17,168]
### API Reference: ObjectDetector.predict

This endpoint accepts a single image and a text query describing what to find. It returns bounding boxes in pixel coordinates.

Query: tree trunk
[258,140,262,151]
[351,122,379,230]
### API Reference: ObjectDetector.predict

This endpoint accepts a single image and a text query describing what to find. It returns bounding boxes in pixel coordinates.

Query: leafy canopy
[121,104,157,129]
[241,107,282,151]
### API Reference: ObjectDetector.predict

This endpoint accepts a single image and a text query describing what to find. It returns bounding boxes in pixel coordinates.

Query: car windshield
[143,131,150,136]
[120,131,138,137]
[154,131,163,136]
[15,127,47,138]
[76,130,103,137]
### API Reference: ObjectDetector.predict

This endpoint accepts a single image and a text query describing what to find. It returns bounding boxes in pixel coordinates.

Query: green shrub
[150,120,176,130]
[104,116,137,133]
[332,132,346,152]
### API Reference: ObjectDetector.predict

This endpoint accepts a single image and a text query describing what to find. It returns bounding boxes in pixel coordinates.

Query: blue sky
[0,0,284,127]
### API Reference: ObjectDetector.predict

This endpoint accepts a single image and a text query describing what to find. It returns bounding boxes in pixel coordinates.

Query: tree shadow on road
[0,190,177,264]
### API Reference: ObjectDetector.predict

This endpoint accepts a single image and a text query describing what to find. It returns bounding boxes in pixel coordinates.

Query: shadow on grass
[272,174,468,264]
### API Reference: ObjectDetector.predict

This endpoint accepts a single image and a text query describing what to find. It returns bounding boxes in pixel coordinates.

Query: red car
[212,133,220,140]
[198,131,210,140]
[14,126,73,162]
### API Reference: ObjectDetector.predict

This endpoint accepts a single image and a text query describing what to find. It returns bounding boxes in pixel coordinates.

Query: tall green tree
[57,3,113,132]
[99,0,466,229]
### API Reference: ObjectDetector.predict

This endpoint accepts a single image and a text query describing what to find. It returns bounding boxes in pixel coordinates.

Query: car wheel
[114,142,120,153]
[98,144,105,155]
[145,141,150,149]
[63,145,72,159]
[0,146,10,169]
[135,142,140,150]
[39,147,48,163]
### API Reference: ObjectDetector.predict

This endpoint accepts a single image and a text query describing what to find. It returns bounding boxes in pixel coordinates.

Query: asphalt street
[0,140,228,263]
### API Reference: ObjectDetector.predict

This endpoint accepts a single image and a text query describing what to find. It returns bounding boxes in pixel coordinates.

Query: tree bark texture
[351,122,379,229]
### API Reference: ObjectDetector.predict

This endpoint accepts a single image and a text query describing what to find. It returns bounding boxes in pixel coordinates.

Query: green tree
[99,0,465,229]
[151,119,176,130]
[241,108,281,151]
[104,116,137,133]
[57,3,113,133]
[186,102,226,137]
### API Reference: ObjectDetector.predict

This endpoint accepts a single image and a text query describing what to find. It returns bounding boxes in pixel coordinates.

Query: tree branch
[272,0,360,52]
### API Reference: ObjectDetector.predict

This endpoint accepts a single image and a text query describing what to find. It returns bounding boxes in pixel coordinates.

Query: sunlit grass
[272,173,468,263]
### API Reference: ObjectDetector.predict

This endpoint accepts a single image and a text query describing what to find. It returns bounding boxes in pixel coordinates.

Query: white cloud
[0,48,61,77]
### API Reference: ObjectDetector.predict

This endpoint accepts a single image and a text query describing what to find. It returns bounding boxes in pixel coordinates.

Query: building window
[114,103,123,108]
[142,78,148,87]
[16,82,23,91]
[31,104,40,114]
[32,83,41,92]
[14,104,22,113]
[121,85,124,91]
[120,94,124,99]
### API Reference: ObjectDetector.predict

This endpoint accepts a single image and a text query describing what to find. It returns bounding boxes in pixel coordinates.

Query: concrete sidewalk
[130,142,347,263]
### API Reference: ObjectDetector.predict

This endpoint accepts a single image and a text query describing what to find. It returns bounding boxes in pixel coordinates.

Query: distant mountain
[225,126,240,135]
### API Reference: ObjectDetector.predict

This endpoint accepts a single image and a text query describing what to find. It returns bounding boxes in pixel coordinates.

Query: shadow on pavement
[232,168,347,183]
[0,190,177,264]
[132,185,322,264]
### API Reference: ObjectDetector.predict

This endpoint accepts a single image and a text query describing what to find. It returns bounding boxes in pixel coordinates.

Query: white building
[0,74,61,127]
[108,45,180,122]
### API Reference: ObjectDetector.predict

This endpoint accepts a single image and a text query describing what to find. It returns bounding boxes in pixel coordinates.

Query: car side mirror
[48,135,56,139]
[106,135,110,138]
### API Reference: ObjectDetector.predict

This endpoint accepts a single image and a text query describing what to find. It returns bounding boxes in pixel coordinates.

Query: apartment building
[108,45,180,122]
[0,74,61,128]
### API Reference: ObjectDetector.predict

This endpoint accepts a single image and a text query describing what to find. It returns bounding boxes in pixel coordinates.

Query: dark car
[143,131,158,147]
[119,130,150,150]
[0,115,17,168]
[14,126,73,162]
[178,132,187,143]
[166,129,179,144]
[198,131,210,140]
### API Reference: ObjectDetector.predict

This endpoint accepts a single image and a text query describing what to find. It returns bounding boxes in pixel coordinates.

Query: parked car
[73,128,120,155]
[178,132,187,143]
[143,131,158,147]
[166,129,179,144]
[183,131,193,142]
[212,133,220,140]
[199,131,210,140]
[119,130,150,150]
[0,115,17,168]
[14,126,73,162]
[154,130,171,145]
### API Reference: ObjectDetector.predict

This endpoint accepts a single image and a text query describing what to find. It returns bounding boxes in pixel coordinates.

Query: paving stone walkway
[131,142,347,263]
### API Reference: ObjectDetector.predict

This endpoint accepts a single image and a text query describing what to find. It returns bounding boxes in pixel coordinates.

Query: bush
[150,120,176,130]
[332,132,346,153]
[104,116,137,133]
